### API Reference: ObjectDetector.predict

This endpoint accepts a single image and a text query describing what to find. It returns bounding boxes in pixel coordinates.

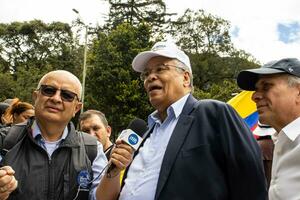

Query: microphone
[126,118,148,139]
[106,118,147,174]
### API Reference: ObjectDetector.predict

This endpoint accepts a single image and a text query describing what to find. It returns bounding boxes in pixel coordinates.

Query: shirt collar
[280,117,300,141]
[31,120,69,141]
[148,93,190,126]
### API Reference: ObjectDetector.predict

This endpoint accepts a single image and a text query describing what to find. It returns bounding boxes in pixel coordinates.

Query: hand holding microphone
[107,140,134,177]
[106,118,147,177]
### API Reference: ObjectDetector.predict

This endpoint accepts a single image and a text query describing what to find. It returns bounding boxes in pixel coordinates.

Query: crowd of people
[0,40,299,200]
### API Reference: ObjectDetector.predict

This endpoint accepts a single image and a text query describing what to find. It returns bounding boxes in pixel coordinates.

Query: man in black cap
[237,58,300,200]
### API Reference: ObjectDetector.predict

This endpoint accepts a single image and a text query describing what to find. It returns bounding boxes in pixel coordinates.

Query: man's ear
[73,102,82,117]
[183,71,191,87]
[106,126,112,137]
[295,84,300,104]
[32,91,38,104]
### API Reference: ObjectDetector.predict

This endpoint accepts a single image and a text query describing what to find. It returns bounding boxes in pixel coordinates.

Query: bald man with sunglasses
[0,70,133,200]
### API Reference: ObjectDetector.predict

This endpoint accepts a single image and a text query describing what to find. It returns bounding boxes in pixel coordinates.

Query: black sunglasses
[38,85,80,102]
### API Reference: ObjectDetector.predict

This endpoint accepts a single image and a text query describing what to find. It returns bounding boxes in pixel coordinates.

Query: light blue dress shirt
[119,94,189,200]
[31,120,108,200]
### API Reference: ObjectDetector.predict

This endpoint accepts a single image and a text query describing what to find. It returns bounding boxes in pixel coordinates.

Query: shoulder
[194,99,234,113]
[189,98,243,127]
[0,126,10,135]
[76,131,98,146]
[0,126,9,147]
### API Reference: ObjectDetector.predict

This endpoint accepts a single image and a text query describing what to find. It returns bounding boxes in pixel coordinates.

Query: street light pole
[81,25,88,114]
[72,8,88,114]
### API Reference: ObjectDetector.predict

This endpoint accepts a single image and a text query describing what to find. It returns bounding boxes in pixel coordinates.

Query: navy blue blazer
[122,95,267,200]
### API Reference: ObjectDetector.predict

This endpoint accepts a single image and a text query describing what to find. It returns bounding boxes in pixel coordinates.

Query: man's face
[33,73,82,126]
[80,114,111,148]
[143,56,191,112]
[252,74,300,130]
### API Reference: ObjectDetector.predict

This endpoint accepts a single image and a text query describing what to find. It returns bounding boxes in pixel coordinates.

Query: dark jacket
[122,95,267,200]
[0,119,97,200]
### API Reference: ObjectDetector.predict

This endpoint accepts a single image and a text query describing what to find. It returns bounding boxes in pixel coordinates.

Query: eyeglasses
[38,85,80,102]
[140,64,185,81]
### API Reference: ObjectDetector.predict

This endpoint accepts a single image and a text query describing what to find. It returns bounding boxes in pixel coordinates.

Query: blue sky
[231,26,240,38]
[1,0,300,64]
[277,22,300,44]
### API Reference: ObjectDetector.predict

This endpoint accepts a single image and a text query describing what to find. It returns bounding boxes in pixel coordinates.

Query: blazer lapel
[155,95,198,199]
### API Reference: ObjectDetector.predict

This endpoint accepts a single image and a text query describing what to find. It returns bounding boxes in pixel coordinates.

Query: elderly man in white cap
[118,41,267,200]
[237,58,300,200]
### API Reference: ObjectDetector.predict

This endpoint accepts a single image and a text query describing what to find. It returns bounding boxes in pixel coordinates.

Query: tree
[105,0,174,34]
[190,52,259,91]
[0,65,15,101]
[169,9,259,95]
[193,79,241,102]
[171,9,233,55]
[0,20,76,72]
[86,23,153,136]
[0,20,83,102]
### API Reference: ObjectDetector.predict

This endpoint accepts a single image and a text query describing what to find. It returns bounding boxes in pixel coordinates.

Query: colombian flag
[227,91,258,131]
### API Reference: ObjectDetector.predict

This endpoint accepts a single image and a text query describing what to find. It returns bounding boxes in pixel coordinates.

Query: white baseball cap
[132,41,192,73]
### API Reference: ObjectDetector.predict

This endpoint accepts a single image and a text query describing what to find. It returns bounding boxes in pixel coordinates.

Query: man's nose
[252,91,262,102]
[51,90,63,102]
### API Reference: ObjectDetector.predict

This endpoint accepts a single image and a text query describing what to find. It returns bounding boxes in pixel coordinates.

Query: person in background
[0,70,133,200]
[118,41,267,200]
[2,99,13,105]
[237,58,300,200]
[2,98,34,125]
[253,122,275,189]
[0,103,9,127]
[79,110,114,159]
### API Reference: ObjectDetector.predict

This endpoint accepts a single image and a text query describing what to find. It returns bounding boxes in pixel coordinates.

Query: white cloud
[165,0,300,63]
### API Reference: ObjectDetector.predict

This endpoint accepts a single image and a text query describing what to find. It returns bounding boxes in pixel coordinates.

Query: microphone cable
[72,161,110,200]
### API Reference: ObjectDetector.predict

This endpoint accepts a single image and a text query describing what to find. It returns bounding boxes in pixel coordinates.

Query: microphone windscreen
[126,118,148,137]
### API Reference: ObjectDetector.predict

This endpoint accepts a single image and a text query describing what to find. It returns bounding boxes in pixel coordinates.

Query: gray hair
[287,74,300,87]
[174,59,194,91]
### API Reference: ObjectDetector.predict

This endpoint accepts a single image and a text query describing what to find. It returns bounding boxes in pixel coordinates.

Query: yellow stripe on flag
[227,91,256,118]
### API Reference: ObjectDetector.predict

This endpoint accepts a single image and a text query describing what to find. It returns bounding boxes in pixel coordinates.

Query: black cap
[237,58,300,91]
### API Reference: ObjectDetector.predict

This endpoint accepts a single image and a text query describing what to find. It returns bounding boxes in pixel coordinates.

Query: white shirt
[119,94,189,200]
[32,120,107,200]
[269,117,300,200]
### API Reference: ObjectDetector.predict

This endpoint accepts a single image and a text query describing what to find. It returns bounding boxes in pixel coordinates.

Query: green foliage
[170,9,260,94]
[193,79,240,102]
[0,5,262,139]
[0,65,15,101]
[190,53,259,91]
[105,0,174,35]
[0,20,75,72]
[171,9,233,55]
[86,23,152,135]
[0,20,83,103]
